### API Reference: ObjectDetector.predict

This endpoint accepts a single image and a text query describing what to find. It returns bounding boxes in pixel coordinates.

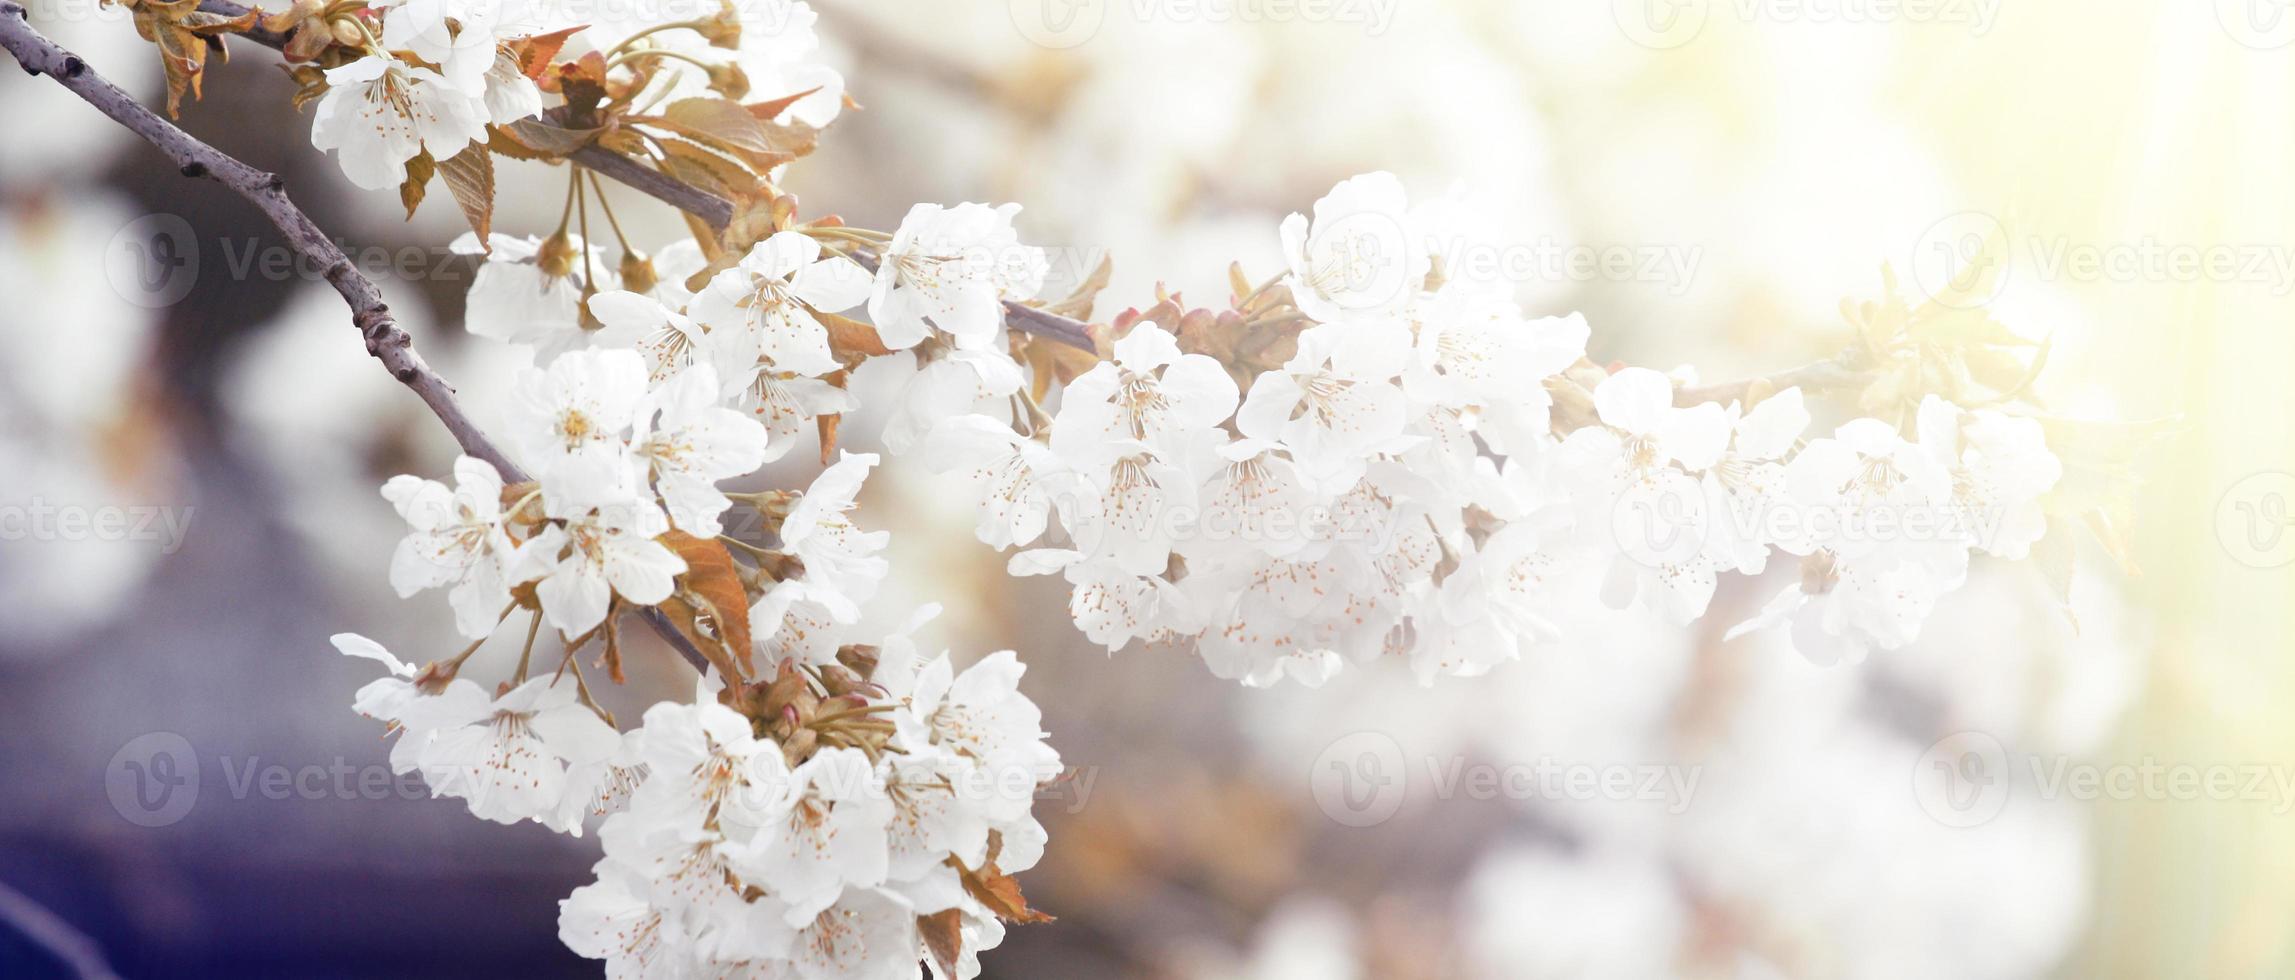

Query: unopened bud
[706,62,750,100]
[537,230,581,279]
[618,250,660,295]
[700,0,743,48]
[835,644,880,682]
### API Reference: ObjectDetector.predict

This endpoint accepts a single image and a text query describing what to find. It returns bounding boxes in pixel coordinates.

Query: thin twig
[1673,349,1875,407]
[0,2,715,676]
[190,0,1101,352]
[0,3,517,474]
[0,881,118,980]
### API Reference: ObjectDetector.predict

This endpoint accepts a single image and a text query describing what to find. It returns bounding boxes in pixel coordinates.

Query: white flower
[783,888,919,980]
[393,674,619,826]
[625,700,790,831]
[751,577,857,668]
[309,55,488,190]
[380,455,523,638]
[726,746,892,925]
[1777,415,1958,570]
[1559,367,1732,622]
[331,632,420,722]
[377,0,543,124]
[688,231,873,379]
[877,751,991,897]
[737,369,856,464]
[1914,395,2061,560]
[1049,324,1238,470]
[896,651,1059,823]
[781,452,891,605]
[1405,296,1589,453]
[881,347,1025,455]
[1182,438,1317,562]
[586,289,709,383]
[1702,388,1810,574]
[1068,447,1195,576]
[917,414,1075,550]
[633,364,769,537]
[558,862,681,975]
[510,348,649,508]
[1236,322,1413,493]
[525,497,687,635]
[1279,172,1425,322]
[1726,554,1954,666]
[454,232,615,355]
[869,203,1046,350]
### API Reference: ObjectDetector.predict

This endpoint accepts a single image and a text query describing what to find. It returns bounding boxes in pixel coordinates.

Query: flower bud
[618,250,660,296]
[537,230,581,279]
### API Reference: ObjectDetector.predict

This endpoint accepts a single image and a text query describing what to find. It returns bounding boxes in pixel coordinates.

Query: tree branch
[190,0,1100,352]
[0,2,712,674]
[1,2,516,474]
[1673,349,1875,407]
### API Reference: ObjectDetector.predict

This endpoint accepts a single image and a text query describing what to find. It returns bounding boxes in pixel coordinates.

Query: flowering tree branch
[0,1,717,675]
[189,0,1100,353]
[1,0,516,473]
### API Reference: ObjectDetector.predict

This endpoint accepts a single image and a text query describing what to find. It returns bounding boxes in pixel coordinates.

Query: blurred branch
[191,0,1101,352]
[0,880,117,980]
[1673,348,1875,407]
[0,2,712,675]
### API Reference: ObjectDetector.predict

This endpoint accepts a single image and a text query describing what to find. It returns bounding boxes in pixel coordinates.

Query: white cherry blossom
[309,55,488,191]
[688,231,873,379]
[380,455,523,638]
[633,364,769,536]
[1279,171,1425,322]
[868,202,1047,350]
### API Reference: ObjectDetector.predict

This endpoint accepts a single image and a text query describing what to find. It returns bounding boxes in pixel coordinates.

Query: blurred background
[0,0,2288,976]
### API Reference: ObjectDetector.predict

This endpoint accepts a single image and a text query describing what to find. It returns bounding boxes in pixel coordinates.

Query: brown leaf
[653,98,793,171]
[745,87,822,123]
[436,145,495,242]
[819,310,890,360]
[661,530,756,675]
[959,863,1054,925]
[816,412,841,464]
[398,150,436,220]
[1042,253,1113,321]
[503,117,603,156]
[918,911,964,976]
[1022,335,1103,403]
[656,138,760,202]
[513,25,587,81]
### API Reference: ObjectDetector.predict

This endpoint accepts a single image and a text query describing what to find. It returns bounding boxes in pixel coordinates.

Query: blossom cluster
[891,173,2067,682]
[306,0,842,191]
[335,300,1060,976]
